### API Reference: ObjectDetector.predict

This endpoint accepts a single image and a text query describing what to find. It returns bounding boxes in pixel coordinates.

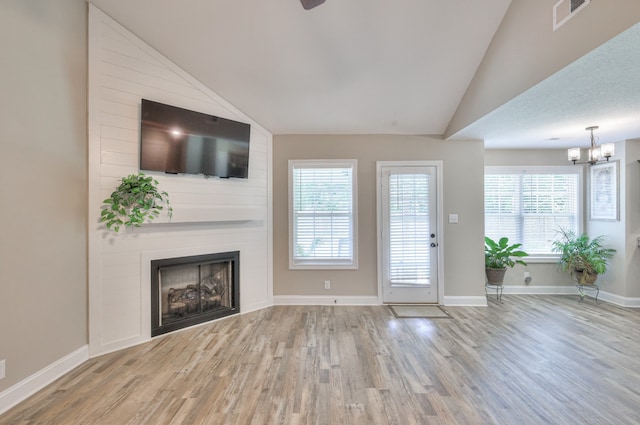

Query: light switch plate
[448,214,459,224]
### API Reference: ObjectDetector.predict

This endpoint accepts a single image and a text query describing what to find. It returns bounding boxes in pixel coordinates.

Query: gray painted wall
[273,135,485,300]
[623,140,640,297]
[0,0,88,392]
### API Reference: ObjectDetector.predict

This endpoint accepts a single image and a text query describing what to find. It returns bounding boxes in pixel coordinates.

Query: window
[485,166,583,259]
[289,160,358,269]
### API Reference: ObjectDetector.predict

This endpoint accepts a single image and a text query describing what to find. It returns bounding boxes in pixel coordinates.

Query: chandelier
[567,126,614,165]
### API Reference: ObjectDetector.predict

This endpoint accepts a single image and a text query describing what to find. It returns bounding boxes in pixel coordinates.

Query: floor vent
[553,0,590,31]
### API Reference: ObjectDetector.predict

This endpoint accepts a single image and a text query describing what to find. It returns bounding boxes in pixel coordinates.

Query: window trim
[288,159,358,270]
[485,165,584,262]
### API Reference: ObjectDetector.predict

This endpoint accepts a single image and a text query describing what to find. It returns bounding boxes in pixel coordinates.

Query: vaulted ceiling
[90,0,640,149]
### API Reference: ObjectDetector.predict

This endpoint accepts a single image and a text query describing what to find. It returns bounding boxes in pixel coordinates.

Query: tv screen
[140,99,251,178]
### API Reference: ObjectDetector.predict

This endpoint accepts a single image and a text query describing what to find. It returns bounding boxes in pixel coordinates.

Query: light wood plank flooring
[2,295,640,424]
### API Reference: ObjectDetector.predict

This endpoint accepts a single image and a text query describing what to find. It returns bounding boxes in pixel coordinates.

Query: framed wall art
[589,161,619,221]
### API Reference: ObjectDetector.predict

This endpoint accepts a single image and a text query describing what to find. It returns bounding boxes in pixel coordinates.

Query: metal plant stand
[485,283,503,303]
[576,284,599,303]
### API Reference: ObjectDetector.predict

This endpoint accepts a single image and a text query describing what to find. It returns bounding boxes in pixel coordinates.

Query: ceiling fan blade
[300,0,326,10]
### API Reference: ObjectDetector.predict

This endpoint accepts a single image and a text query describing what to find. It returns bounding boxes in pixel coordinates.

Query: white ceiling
[90,0,640,148]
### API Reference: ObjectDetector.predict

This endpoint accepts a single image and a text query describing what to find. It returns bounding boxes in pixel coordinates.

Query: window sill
[524,256,560,264]
[289,262,358,270]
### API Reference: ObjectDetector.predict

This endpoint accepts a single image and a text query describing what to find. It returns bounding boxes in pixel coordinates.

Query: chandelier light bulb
[567,148,581,162]
[601,143,615,158]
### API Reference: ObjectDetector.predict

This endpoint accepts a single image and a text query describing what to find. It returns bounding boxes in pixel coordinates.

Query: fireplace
[151,251,240,336]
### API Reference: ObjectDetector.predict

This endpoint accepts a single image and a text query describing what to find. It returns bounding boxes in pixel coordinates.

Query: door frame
[376,161,444,305]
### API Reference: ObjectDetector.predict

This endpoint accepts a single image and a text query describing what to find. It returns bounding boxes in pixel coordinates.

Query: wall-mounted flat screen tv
[140,99,251,179]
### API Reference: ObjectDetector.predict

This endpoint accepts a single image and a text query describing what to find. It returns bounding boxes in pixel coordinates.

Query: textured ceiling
[454,21,640,149]
[89,1,640,148]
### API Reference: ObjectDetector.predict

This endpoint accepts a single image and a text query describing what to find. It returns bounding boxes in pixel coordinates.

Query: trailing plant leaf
[100,173,172,232]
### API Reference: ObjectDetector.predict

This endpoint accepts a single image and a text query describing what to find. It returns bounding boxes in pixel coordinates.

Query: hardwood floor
[2,295,640,424]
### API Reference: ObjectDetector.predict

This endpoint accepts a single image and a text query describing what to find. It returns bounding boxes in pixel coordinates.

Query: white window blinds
[485,167,581,256]
[289,160,357,268]
[388,173,430,285]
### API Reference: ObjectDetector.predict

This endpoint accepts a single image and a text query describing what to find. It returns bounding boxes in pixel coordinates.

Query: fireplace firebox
[151,251,240,336]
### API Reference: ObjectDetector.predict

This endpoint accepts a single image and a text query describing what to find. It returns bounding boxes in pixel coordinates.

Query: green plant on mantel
[100,173,172,232]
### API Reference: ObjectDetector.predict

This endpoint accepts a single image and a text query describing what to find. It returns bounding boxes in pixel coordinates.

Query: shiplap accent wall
[88,5,272,356]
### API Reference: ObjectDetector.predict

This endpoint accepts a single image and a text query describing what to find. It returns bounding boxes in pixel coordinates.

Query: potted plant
[100,172,172,232]
[551,228,616,285]
[484,236,529,285]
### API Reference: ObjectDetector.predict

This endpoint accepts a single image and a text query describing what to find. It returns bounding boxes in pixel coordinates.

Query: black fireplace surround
[151,251,240,337]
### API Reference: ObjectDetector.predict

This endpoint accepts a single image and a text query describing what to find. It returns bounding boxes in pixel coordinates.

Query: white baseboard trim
[0,345,89,415]
[443,296,488,306]
[242,299,273,314]
[273,296,379,306]
[500,285,577,295]
[499,285,640,307]
[275,295,490,307]
[597,290,640,307]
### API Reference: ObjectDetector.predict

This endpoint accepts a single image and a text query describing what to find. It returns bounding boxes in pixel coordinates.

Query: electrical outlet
[0,359,5,380]
[324,280,330,290]
[524,272,531,279]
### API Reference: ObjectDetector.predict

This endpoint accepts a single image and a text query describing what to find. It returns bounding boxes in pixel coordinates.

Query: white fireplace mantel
[154,206,266,224]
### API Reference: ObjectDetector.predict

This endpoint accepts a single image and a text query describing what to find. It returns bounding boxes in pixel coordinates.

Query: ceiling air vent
[571,0,587,12]
[553,0,590,31]
[300,0,326,10]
